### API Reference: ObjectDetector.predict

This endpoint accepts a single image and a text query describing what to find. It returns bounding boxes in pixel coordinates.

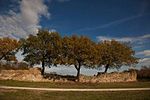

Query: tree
[62,35,97,81]
[20,29,62,75]
[96,40,138,73]
[0,37,20,62]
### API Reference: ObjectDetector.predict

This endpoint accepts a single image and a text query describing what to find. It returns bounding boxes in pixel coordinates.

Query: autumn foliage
[96,40,138,73]
[61,35,97,81]
[0,37,20,62]
[0,29,138,81]
[20,29,62,75]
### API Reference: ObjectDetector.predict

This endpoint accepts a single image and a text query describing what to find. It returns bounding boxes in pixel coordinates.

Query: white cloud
[49,29,57,32]
[139,58,150,66]
[136,50,150,56]
[140,34,150,39]
[97,36,132,42]
[0,0,50,39]
[97,34,150,42]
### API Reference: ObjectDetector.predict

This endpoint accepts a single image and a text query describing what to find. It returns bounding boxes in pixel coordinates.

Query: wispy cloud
[96,34,150,42]
[97,36,132,42]
[140,34,150,39]
[139,58,150,66]
[76,14,143,32]
[0,0,50,39]
[136,50,150,57]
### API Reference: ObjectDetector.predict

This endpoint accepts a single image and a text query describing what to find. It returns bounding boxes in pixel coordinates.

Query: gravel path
[0,86,150,91]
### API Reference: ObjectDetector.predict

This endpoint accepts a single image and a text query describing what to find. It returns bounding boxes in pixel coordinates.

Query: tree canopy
[62,35,97,81]
[96,40,138,73]
[0,29,138,79]
[0,37,20,62]
[20,29,62,75]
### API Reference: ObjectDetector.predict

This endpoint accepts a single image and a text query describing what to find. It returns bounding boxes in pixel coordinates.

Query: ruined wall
[0,68,45,82]
[79,70,137,83]
[0,68,137,83]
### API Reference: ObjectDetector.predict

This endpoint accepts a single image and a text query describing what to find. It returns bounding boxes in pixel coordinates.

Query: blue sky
[0,0,150,70]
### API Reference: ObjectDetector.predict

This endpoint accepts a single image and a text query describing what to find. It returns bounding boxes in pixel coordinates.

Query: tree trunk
[75,62,81,82]
[0,54,6,61]
[104,64,109,73]
[76,66,81,82]
[0,52,11,61]
[41,60,45,75]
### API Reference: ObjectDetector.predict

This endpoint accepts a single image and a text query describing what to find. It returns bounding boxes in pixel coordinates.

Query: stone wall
[0,68,137,83]
[79,70,137,83]
[0,68,46,82]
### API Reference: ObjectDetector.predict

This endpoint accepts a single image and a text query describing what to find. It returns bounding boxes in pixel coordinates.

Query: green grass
[0,89,150,100]
[0,80,150,89]
[0,80,150,100]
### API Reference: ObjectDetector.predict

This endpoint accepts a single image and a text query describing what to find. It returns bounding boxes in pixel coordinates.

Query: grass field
[0,80,150,89]
[0,80,150,100]
[0,89,150,100]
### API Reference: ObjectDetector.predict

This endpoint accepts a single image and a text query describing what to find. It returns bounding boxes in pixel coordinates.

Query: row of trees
[0,29,138,81]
